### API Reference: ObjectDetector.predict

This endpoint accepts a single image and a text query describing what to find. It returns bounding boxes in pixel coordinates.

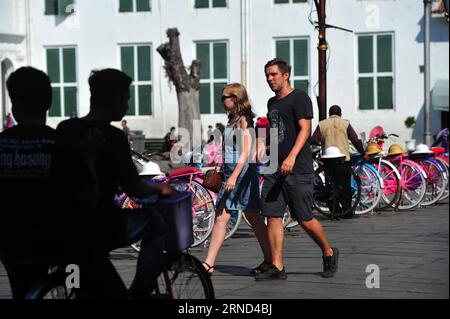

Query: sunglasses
[221,95,235,102]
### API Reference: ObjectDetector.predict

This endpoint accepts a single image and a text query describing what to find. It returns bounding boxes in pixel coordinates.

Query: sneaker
[249,261,272,275]
[322,247,339,278]
[255,264,287,281]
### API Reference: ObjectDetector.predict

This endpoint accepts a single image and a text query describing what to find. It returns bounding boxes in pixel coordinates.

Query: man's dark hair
[329,105,342,117]
[6,67,52,113]
[89,69,132,108]
[264,58,292,77]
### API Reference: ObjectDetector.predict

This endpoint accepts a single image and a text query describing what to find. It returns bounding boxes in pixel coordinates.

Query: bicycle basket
[156,191,194,254]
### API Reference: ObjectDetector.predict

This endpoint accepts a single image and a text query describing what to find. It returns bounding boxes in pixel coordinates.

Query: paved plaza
[0,201,448,299]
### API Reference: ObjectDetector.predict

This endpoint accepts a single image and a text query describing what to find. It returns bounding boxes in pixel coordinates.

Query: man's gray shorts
[261,172,315,222]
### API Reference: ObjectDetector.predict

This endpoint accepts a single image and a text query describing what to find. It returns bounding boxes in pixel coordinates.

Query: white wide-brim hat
[322,146,346,159]
[139,161,164,176]
[412,144,433,155]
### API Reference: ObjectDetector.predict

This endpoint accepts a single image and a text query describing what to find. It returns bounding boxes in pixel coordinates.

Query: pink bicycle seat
[168,167,202,178]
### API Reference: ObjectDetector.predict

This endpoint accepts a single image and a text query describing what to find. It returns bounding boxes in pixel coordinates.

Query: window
[46,47,77,117]
[274,0,308,4]
[195,0,227,9]
[357,33,395,110]
[196,41,229,115]
[119,0,151,12]
[45,0,75,16]
[275,38,310,94]
[120,44,153,116]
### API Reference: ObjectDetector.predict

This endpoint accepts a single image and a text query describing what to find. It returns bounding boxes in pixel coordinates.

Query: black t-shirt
[56,118,141,246]
[0,125,59,249]
[267,89,314,175]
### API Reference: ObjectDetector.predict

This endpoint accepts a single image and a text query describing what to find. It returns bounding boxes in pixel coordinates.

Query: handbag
[203,167,222,193]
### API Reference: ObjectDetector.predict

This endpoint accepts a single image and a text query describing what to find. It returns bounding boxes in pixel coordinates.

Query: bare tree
[157,28,202,146]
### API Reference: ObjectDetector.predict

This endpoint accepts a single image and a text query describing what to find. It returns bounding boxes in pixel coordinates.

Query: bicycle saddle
[168,167,202,178]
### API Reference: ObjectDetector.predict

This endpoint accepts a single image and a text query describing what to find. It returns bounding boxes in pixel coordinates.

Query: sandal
[202,261,215,275]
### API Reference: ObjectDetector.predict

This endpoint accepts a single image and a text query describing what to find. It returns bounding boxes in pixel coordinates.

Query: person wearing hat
[311,105,366,219]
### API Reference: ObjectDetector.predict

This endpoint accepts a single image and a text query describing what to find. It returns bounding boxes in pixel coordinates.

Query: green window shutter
[213,0,227,7]
[195,0,209,9]
[197,43,210,80]
[127,85,136,116]
[214,83,227,114]
[119,0,133,12]
[45,0,58,15]
[377,77,394,109]
[63,48,76,83]
[47,49,60,83]
[136,0,151,11]
[358,36,373,74]
[64,87,77,117]
[137,46,151,81]
[200,83,211,114]
[138,85,152,115]
[276,40,291,64]
[294,80,309,94]
[359,77,374,110]
[294,39,308,76]
[293,0,308,3]
[49,87,61,117]
[213,43,227,79]
[275,0,289,3]
[59,0,75,16]
[121,47,135,80]
[377,35,393,73]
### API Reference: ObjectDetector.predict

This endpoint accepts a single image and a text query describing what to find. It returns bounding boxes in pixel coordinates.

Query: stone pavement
[0,201,448,299]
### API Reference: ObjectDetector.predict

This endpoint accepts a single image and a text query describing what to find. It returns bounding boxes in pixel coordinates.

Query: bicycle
[21,191,215,299]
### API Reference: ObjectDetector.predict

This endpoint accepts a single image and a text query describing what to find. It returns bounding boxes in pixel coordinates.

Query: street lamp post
[315,0,328,121]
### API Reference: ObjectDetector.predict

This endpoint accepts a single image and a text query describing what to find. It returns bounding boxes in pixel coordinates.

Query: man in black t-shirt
[57,69,172,299]
[255,59,339,281]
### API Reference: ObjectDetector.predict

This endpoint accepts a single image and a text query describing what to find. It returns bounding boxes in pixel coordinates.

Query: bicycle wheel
[313,165,361,219]
[152,253,215,299]
[26,272,77,300]
[436,157,449,202]
[170,180,215,247]
[224,210,243,240]
[373,160,401,210]
[354,163,383,215]
[419,159,447,206]
[395,160,427,210]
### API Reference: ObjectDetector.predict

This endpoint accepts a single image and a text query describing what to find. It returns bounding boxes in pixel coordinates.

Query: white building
[1,0,448,147]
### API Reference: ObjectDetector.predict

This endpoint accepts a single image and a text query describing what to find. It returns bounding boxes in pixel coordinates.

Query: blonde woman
[203,83,272,275]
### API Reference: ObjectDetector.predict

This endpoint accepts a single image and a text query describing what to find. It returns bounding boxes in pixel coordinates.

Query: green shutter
[197,43,210,80]
[294,80,309,94]
[276,40,291,64]
[63,48,76,83]
[59,0,75,16]
[119,0,133,12]
[359,77,374,110]
[294,39,308,76]
[136,0,151,11]
[49,87,61,117]
[293,0,308,2]
[64,87,77,117]
[138,85,152,115]
[275,0,289,3]
[121,47,135,80]
[127,85,136,116]
[358,36,373,74]
[214,83,226,114]
[137,46,151,81]
[377,35,393,73]
[195,0,209,8]
[200,83,211,114]
[45,0,58,15]
[47,49,60,83]
[213,43,227,79]
[212,0,227,7]
[378,77,394,109]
